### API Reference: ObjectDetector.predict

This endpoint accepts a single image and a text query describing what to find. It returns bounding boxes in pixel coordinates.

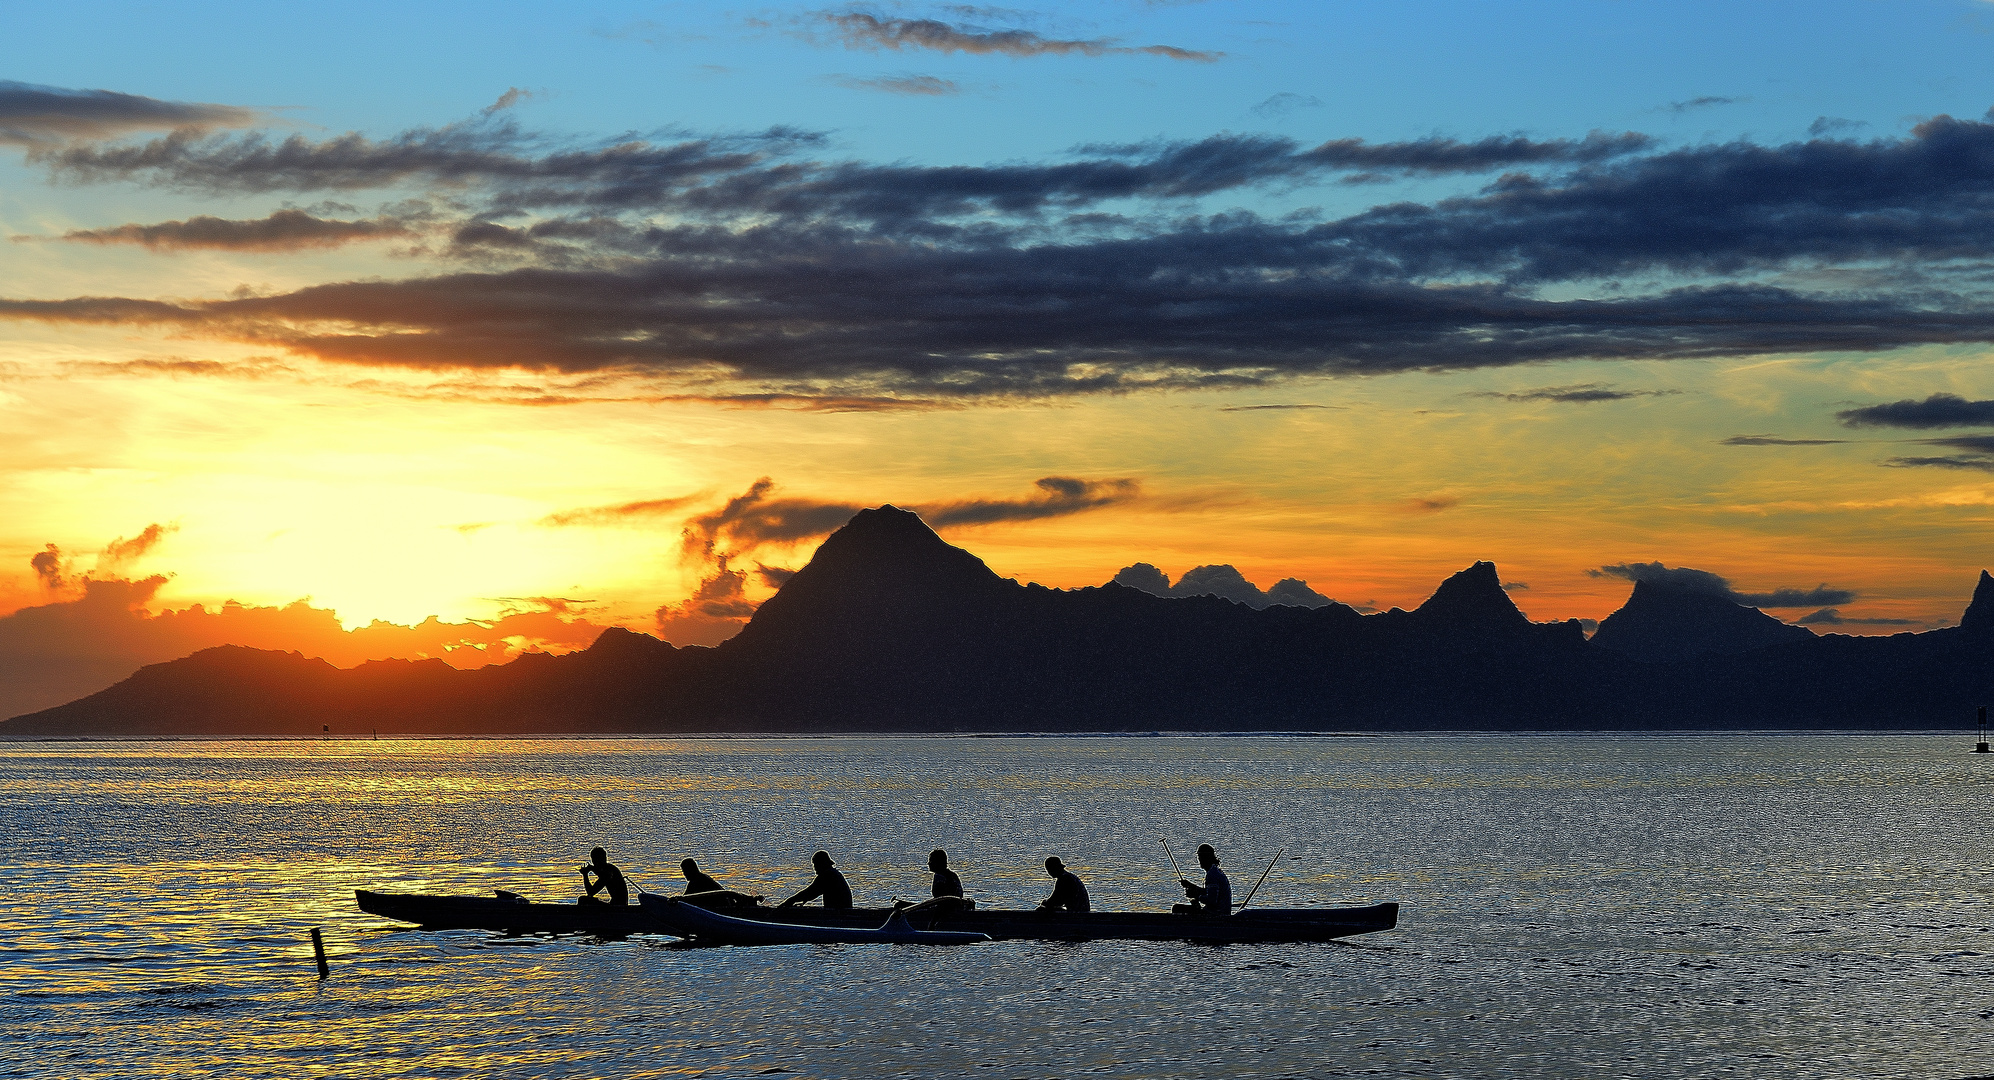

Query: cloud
[1251,93,1324,119]
[653,557,758,646]
[0,80,258,147]
[1836,392,1994,429]
[1108,562,1332,609]
[1471,383,1679,403]
[482,88,533,117]
[804,9,1221,61]
[1110,562,1171,595]
[99,522,176,569]
[1721,434,1847,445]
[827,74,962,96]
[31,545,66,590]
[1218,403,1340,411]
[1665,96,1740,114]
[921,476,1139,528]
[25,110,1994,396]
[1809,117,1865,137]
[39,209,416,252]
[1589,561,1856,608]
[1794,607,1918,626]
[756,564,798,589]
[1881,454,1994,472]
[1402,496,1458,513]
[0,573,620,720]
[1501,580,1528,590]
[537,492,707,527]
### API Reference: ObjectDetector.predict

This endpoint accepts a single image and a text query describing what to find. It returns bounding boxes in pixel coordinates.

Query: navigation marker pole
[310,928,330,980]
[1976,705,1989,753]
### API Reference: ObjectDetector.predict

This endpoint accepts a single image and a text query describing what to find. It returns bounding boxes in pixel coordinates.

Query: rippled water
[2,734,1989,1079]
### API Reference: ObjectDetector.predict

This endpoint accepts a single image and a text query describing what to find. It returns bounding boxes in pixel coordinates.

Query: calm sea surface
[1,734,1988,1079]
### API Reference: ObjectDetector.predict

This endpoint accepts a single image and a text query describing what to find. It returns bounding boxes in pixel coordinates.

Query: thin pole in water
[1976,705,1989,753]
[310,928,329,980]
[1236,848,1286,912]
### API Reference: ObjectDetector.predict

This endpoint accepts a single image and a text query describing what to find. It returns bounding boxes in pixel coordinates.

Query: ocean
[1,734,1987,1079]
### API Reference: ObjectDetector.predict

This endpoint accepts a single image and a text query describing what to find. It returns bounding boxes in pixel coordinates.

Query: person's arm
[780,878,825,908]
[583,867,604,897]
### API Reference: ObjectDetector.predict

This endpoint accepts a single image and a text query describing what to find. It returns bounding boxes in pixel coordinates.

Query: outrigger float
[355,888,1399,945]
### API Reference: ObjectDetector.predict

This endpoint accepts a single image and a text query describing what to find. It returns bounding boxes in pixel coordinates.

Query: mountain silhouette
[1590,579,1815,663]
[7,507,1991,736]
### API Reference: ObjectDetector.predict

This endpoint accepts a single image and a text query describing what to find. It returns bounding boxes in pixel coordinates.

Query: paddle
[1160,837,1189,893]
[1235,848,1285,912]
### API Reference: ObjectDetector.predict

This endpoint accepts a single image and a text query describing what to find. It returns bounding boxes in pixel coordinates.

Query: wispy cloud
[802,9,1221,61]
[0,80,258,147]
[35,209,415,252]
[1721,434,1846,446]
[826,73,962,96]
[1837,392,1994,429]
[1471,383,1679,403]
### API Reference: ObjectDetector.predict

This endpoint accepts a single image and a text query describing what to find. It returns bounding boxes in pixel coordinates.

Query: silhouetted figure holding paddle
[929,849,964,899]
[1182,844,1232,915]
[1038,856,1090,912]
[579,847,628,906]
[778,850,853,909]
[681,858,723,894]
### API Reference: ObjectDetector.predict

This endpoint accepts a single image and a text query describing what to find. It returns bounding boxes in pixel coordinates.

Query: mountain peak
[1410,561,1530,633]
[728,505,1011,648]
[1961,570,1994,633]
[1591,579,1812,663]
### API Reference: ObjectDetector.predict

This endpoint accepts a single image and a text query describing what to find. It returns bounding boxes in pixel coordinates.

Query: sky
[7,0,1994,713]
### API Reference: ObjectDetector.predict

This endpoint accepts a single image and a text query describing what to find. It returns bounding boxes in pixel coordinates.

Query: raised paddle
[1160,838,1189,890]
[1235,847,1286,912]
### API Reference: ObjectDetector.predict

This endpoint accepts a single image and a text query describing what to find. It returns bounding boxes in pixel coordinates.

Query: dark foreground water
[0,735,1988,1079]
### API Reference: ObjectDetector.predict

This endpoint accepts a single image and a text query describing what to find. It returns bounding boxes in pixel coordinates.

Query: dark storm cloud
[1470,383,1678,403]
[20,105,1994,395]
[0,80,257,146]
[1721,434,1847,445]
[826,74,962,96]
[1836,392,1994,429]
[44,209,415,251]
[803,10,1221,61]
[921,476,1139,527]
[1590,561,1856,608]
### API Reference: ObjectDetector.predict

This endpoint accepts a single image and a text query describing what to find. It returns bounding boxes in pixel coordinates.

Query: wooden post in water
[310,928,330,980]
[1976,705,1989,753]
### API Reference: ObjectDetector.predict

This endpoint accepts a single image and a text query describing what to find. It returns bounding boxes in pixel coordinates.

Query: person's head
[590,847,608,866]
[812,850,834,869]
[929,849,949,872]
[681,858,699,877]
[1044,856,1064,877]
[1197,844,1218,868]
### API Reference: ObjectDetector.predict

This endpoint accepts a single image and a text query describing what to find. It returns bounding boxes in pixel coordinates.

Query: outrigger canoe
[355,888,1399,944]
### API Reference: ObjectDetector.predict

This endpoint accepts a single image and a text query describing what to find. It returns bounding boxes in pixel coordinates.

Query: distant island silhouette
[5,506,1991,736]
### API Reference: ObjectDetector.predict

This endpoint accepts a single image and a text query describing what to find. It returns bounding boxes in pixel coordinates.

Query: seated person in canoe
[681,858,723,894]
[929,849,964,900]
[579,846,628,906]
[1179,844,1232,915]
[1038,856,1090,913]
[778,850,853,909]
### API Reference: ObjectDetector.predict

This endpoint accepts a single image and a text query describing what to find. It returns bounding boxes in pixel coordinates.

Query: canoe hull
[643,894,1398,944]
[355,889,658,935]
[655,896,991,945]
